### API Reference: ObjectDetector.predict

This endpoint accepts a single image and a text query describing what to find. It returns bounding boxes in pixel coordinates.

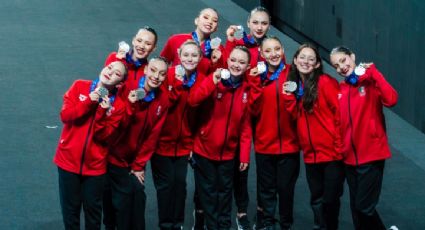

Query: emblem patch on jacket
[217,92,223,99]
[338,93,342,100]
[242,92,248,103]
[156,105,162,116]
[358,86,366,96]
[79,94,87,102]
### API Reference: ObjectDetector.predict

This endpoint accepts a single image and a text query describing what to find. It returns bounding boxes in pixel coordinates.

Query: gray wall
[233,0,425,133]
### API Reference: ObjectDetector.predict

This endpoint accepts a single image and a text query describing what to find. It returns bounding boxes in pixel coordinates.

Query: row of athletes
[53,6,398,230]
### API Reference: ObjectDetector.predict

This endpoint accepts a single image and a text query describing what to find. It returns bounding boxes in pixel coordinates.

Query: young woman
[152,40,204,230]
[160,8,224,76]
[284,44,345,230]
[187,46,252,230]
[330,46,398,230]
[54,61,127,230]
[225,6,271,68]
[248,36,300,230]
[103,57,169,230]
[102,26,158,230]
[223,7,272,229]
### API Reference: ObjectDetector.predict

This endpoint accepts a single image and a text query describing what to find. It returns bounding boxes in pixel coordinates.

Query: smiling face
[179,42,202,72]
[330,51,356,77]
[195,8,218,36]
[260,38,284,68]
[294,47,320,76]
[247,11,270,40]
[227,48,250,77]
[144,58,167,90]
[99,61,126,87]
[131,29,156,60]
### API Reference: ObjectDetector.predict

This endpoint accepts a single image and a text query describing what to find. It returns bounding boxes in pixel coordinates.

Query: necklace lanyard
[260,61,285,82]
[192,31,212,58]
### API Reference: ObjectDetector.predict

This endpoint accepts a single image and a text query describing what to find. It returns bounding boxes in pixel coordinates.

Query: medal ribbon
[138,76,156,102]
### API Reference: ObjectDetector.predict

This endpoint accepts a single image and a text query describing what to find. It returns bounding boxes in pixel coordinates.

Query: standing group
[53,6,398,230]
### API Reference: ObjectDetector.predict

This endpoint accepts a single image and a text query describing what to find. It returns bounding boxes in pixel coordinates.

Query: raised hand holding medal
[234,25,244,40]
[210,37,222,49]
[175,65,185,82]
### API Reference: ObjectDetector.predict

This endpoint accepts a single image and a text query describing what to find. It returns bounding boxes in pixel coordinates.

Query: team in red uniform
[54,61,127,230]
[53,6,401,230]
[330,46,398,230]
[284,44,345,230]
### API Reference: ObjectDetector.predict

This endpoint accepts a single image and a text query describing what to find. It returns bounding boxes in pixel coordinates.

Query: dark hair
[288,43,323,113]
[137,26,158,46]
[232,45,251,63]
[260,35,282,50]
[248,6,271,22]
[330,46,353,56]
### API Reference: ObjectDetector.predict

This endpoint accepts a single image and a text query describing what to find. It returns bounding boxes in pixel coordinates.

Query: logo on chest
[242,92,248,103]
[156,105,162,116]
[358,86,366,97]
[79,94,87,102]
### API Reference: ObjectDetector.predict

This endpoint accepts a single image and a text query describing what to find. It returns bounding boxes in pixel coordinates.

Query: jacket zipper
[348,86,359,165]
[175,99,188,157]
[220,90,235,161]
[136,105,150,150]
[79,110,97,174]
[276,81,282,154]
[304,111,317,163]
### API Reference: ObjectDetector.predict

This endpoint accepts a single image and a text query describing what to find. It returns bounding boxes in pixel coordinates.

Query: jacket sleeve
[248,75,264,116]
[187,74,217,107]
[239,109,252,163]
[92,97,127,143]
[369,64,398,107]
[160,36,175,64]
[207,45,226,74]
[104,52,119,66]
[60,81,98,124]
[282,93,298,119]
[168,70,185,104]
[131,102,169,171]
[322,76,343,153]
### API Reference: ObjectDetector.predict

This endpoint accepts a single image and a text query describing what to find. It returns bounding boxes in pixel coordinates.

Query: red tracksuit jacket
[54,80,125,176]
[284,74,343,163]
[160,33,225,75]
[155,67,205,157]
[339,64,398,165]
[249,64,300,155]
[107,87,169,171]
[188,74,252,163]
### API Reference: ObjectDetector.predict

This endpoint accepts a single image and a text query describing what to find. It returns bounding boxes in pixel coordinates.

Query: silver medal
[234,25,244,40]
[257,61,267,74]
[98,87,109,97]
[175,65,185,76]
[135,88,146,100]
[210,37,222,49]
[220,69,230,80]
[283,81,297,93]
[354,65,366,76]
[118,41,130,53]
